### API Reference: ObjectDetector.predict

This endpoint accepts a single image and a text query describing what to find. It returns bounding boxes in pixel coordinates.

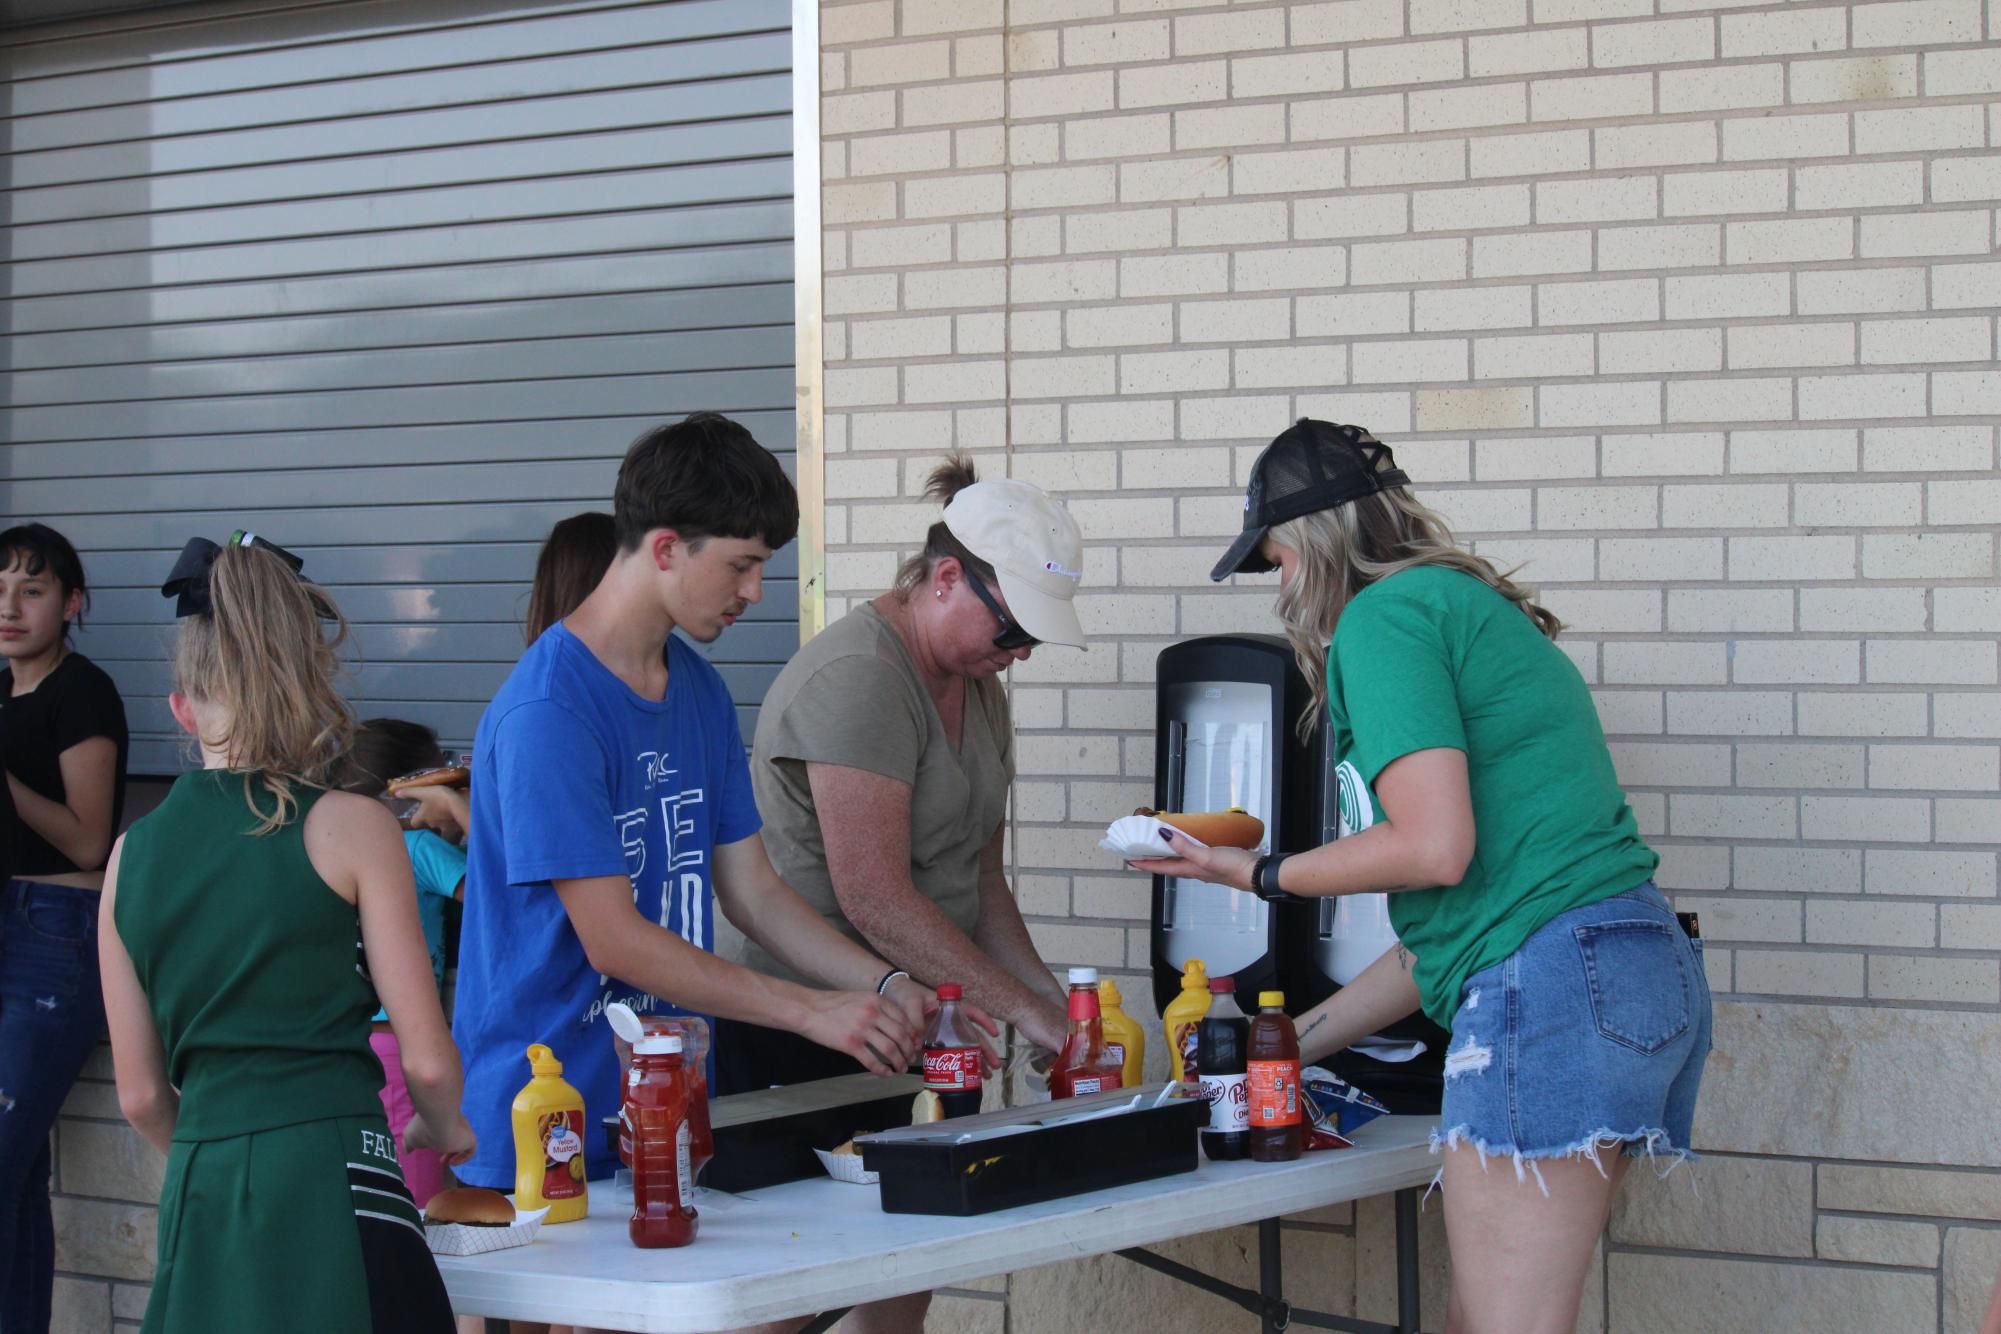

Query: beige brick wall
[819,0,2001,1328]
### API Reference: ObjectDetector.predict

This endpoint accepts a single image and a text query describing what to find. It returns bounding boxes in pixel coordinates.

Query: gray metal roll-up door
[0,0,796,773]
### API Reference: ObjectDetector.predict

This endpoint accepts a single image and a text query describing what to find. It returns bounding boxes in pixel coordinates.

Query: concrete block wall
[818,0,2001,1328]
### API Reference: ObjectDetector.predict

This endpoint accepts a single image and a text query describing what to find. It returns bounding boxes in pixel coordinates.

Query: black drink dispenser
[1150,635,1444,1115]
[1148,636,1321,1016]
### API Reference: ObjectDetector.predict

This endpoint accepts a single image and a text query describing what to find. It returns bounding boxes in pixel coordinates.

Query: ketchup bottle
[1247,991,1303,1162]
[922,984,985,1118]
[626,1034,698,1248]
[624,1015,714,1184]
[1049,967,1124,1099]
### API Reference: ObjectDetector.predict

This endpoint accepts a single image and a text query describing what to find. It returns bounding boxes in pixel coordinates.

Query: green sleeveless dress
[116,770,454,1333]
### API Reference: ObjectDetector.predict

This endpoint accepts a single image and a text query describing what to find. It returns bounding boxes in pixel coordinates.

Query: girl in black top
[0,522,128,1334]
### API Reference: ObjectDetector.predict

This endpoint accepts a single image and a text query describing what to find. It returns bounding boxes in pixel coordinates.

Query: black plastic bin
[858,1085,1209,1216]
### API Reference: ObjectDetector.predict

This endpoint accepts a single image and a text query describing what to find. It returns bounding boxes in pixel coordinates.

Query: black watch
[1251,852,1302,903]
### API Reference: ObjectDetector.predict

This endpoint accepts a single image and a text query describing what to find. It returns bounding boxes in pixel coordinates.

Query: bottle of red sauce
[621,1015,715,1184]
[1247,991,1303,1162]
[627,1034,698,1248]
[923,984,985,1118]
[1050,967,1125,1099]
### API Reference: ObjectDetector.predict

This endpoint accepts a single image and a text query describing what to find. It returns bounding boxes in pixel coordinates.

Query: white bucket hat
[942,479,1087,648]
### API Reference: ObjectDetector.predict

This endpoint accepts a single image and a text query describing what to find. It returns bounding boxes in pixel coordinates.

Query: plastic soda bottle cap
[1209,976,1236,993]
[1067,966,1099,986]
[936,983,964,1000]
[1257,990,1285,1008]
[633,1035,683,1055]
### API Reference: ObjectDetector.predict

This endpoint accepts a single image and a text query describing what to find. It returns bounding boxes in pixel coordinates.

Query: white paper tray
[426,1205,550,1256]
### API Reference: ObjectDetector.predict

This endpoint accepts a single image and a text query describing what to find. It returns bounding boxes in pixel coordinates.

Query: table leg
[798,1307,854,1334]
[1393,1187,1420,1334]
[1260,1216,1284,1334]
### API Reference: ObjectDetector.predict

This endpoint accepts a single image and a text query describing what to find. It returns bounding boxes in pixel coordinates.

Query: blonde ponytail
[172,545,355,833]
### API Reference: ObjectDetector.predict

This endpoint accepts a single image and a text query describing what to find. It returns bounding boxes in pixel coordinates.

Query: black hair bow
[161,531,307,618]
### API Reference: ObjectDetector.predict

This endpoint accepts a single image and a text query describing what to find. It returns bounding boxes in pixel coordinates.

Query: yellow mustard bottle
[512,1043,589,1223]
[1161,958,1212,1083]
[1098,979,1147,1089]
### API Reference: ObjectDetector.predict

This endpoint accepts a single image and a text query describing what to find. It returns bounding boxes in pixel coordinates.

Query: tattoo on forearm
[1395,945,1411,971]
[1299,1014,1326,1041]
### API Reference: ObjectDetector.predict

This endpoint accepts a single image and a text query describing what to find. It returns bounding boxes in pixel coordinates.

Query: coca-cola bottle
[1196,976,1250,1161]
[1049,967,1125,1099]
[922,984,985,1118]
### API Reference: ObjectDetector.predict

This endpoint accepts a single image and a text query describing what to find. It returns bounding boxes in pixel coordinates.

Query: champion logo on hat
[1043,560,1082,580]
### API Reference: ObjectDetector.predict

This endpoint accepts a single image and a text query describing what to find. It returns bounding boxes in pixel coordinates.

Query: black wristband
[876,968,910,996]
[1255,852,1298,902]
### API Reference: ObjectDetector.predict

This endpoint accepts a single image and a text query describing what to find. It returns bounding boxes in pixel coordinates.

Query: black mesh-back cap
[1210,419,1409,580]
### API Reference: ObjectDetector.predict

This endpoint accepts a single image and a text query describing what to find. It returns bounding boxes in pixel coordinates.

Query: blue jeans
[0,880,107,1334]
[1433,883,1712,1183]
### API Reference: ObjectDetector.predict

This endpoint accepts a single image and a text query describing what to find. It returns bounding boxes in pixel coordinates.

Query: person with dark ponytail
[0,522,127,1334]
[98,534,468,1333]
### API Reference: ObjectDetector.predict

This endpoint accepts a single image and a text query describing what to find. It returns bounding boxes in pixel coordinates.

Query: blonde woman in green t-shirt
[1136,420,1711,1334]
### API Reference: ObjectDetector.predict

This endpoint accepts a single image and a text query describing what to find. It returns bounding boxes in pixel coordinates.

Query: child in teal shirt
[337,719,466,1207]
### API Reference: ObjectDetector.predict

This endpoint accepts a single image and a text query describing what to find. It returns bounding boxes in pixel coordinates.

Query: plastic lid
[1257,990,1285,1008]
[1208,976,1236,993]
[1097,978,1122,1005]
[1067,966,1099,986]
[633,1035,683,1056]
[1181,958,1209,988]
[937,983,964,1001]
[526,1042,563,1075]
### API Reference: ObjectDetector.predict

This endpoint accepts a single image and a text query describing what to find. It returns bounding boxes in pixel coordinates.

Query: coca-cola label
[924,1046,983,1091]
[1201,1072,1250,1133]
[675,1120,692,1208]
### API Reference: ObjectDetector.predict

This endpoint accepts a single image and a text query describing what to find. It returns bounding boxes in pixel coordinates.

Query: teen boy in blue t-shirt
[452,413,937,1189]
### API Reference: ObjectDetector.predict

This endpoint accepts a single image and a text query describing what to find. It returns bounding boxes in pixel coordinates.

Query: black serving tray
[603,1071,923,1194]
[856,1083,1209,1216]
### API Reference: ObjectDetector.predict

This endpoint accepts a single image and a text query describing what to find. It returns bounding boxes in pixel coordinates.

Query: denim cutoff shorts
[1432,882,1712,1177]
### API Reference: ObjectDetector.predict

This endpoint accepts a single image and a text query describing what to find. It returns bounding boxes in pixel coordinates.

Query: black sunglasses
[960,565,1039,652]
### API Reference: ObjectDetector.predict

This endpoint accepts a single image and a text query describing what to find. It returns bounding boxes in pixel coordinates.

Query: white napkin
[1099,814,1209,861]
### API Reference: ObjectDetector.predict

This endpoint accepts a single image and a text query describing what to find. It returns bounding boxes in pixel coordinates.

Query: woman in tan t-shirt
[716,458,1086,1328]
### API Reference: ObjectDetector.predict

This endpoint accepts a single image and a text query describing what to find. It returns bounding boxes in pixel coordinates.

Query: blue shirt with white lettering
[452,623,760,1187]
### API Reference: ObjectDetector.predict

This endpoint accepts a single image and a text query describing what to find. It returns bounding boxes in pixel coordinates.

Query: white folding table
[441,1115,1436,1334]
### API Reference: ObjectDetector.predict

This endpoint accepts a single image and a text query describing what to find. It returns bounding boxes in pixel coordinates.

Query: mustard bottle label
[539,1109,586,1200]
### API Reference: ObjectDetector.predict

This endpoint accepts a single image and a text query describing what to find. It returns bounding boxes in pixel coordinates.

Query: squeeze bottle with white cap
[627,1033,697,1249]
[1049,968,1125,1099]
[511,1043,589,1222]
